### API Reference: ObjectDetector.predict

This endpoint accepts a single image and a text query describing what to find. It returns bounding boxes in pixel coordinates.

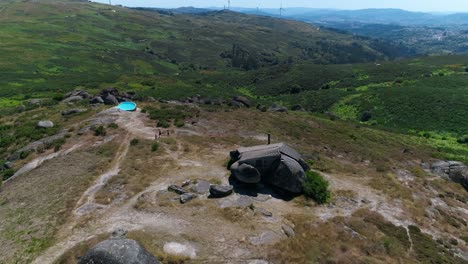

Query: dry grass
[95,139,175,205]
[0,141,118,263]
[266,210,413,264]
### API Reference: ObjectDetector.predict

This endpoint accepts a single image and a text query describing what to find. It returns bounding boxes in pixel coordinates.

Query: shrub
[19,151,30,159]
[52,93,64,101]
[303,171,331,204]
[2,168,15,180]
[457,135,468,144]
[174,119,185,128]
[151,142,159,152]
[94,126,106,136]
[130,138,139,146]
[108,123,118,129]
[157,120,170,128]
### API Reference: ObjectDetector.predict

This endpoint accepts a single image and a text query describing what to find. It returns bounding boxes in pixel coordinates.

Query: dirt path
[74,135,129,215]
[4,143,83,184]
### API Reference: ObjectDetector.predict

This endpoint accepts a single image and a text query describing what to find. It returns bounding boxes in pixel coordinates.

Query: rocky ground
[0,102,467,264]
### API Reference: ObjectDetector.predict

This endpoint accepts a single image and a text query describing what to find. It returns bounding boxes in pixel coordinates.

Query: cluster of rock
[89,88,135,105]
[178,94,305,113]
[167,180,234,203]
[63,90,91,103]
[431,161,468,190]
[229,143,310,194]
[90,87,135,105]
[179,95,252,108]
[61,88,135,106]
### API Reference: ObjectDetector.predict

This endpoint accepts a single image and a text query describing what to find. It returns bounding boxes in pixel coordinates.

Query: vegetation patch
[303,171,331,204]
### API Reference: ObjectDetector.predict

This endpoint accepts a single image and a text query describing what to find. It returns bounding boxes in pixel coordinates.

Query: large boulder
[103,94,119,105]
[90,96,105,104]
[268,104,288,113]
[37,120,54,129]
[431,161,468,190]
[232,96,251,107]
[229,143,309,194]
[231,163,261,184]
[448,167,468,191]
[78,238,160,264]
[263,155,305,193]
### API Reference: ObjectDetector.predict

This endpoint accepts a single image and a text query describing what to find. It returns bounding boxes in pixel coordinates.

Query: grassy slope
[0,0,395,101]
[248,55,468,135]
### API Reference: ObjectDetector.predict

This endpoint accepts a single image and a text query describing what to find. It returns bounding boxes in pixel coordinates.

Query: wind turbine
[228,0,231,10]
[279,1,284,17]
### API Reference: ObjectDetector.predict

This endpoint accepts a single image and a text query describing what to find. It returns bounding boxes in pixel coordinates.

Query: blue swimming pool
[116,102,137,111]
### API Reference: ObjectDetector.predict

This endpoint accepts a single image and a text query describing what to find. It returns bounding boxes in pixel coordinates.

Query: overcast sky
[92,0,468,12]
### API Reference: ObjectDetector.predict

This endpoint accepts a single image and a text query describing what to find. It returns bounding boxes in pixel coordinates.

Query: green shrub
[2,168,15,180]
[130,138,139,146]
[108,123,118,129]
[457,135,468,144]
[303,171,331,204]
[174,119,185,128]
[94,126,106,136]
[157,120,170,128]
[151,142,159,152]
[19,151,30,159]
[52,93,64,101]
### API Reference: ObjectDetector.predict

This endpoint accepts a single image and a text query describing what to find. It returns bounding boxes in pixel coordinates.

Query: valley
[0,1,467,263]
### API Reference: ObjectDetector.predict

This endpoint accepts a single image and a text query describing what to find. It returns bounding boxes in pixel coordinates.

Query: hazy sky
[92,0,468,12]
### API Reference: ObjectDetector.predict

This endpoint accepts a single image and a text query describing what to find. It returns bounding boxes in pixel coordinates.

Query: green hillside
[0,0,404,100]
[0,0,467,148]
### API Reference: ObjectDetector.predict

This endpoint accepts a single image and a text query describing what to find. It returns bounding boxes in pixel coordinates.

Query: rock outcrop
[229,143,309,194]
[431,161,468,190]
[78,238,160,264]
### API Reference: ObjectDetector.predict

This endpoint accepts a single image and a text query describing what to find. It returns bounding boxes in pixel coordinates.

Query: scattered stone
[209,185,234,198]
[249,231,282,245]
[191,180,211,194]
[61,108,87,116]
[78,239,160,264]
[268,104,288,113]
[103,94,119,105]
[168,185,188,195]
[254,208,272,217]
[180,193,197,204]
[62,95,84,103]
[219,195,253,209]
[112,228,128,238]
[232,96,251,107]
[291,104,304,111]
[163,242,197,259]
[3,161,13,169]
[37,120,54,129]
[282,224,295,237]
[90,96,105,104]
[181,180,191,187]
[26,98,46,106]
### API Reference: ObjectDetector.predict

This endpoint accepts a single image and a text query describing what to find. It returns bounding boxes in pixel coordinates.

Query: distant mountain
[234,8,468,26]
[132,6,213,14]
